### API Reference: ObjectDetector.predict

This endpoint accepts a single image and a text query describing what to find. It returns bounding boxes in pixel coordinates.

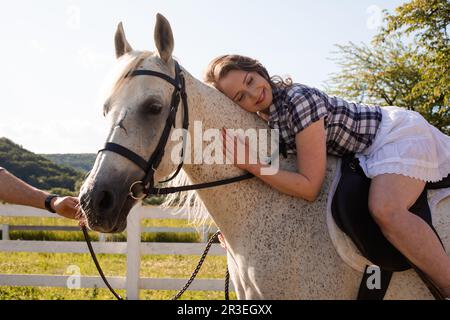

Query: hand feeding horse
[79,14,450,299]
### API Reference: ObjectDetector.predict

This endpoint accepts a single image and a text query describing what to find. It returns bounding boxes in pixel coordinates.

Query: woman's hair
[203,54,292,90]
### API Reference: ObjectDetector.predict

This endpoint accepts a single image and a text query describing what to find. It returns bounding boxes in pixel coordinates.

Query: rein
[82,225,229,300]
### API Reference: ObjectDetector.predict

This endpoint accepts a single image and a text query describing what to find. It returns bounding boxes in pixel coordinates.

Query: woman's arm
[223,119,327,202]
[249,166,319,201]
[251,119,327,201]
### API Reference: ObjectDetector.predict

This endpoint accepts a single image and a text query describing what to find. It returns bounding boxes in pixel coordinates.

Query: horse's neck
[180,71,266,228]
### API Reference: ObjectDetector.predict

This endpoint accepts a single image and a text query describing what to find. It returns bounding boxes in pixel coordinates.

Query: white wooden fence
[0,203,231,299]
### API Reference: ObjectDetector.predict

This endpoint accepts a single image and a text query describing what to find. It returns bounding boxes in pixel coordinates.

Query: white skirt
[355,106,450,183]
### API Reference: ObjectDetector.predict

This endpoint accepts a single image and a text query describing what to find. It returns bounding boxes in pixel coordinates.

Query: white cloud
[77,48,114,71]
[29,39,46,54]
[66,5,81,31]
[366,5,383,30]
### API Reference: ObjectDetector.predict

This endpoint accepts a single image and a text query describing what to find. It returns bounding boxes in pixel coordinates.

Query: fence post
[200,225,208,243]
[99,234,106,242]
[1,225,9,241]
[126,202,142,300]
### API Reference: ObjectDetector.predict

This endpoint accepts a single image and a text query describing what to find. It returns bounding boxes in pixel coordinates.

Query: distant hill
[40,154,96,173]
[0,137,83,191]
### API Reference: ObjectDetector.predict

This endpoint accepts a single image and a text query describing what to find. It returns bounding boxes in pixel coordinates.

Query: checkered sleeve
[288,88,328,134]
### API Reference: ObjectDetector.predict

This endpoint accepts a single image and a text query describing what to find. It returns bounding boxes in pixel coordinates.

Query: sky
[0,0,408,154]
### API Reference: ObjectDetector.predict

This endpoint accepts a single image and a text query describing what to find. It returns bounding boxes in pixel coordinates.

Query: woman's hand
[52,196,86,225]
[256,111,269,122]
[221,127,259,171]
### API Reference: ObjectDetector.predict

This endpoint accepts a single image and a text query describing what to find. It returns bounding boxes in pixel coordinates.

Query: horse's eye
[145,102,163,115]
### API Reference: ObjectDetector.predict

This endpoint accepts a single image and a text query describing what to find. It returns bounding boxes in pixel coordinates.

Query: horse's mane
[160,170,211,230]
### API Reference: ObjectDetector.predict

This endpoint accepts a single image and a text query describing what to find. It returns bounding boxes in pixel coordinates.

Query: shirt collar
[268,86,284,128]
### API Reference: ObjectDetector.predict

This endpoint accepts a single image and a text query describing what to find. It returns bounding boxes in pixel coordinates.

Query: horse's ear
[154,13,174,64]
[115,22,133,59]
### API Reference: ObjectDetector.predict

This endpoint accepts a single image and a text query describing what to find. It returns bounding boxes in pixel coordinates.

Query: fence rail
[1,225,212,242]
[0,203,230,299]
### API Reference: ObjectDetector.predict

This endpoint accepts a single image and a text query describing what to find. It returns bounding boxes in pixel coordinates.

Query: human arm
[222,118,327,202]
[0,168,82,220]
[252,118,327,201]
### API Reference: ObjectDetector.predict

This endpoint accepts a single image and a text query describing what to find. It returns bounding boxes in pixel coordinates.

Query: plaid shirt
[268,84,382,157]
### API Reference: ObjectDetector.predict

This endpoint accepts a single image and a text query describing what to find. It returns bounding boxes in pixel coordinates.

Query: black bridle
[83,60,257,300]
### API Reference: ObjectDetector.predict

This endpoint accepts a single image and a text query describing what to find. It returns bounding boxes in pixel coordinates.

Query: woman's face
[217,70,273,113]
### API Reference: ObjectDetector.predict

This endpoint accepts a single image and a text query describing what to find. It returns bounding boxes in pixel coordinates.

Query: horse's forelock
[97,51,153,112]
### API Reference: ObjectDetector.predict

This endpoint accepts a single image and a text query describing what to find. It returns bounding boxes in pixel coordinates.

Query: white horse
[79,14,450,299]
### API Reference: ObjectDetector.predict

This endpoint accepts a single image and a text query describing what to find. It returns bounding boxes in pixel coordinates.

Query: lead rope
[83,226,228,301]
[225,266,230,300]
[171,230,229,300]
[81,225,124,300]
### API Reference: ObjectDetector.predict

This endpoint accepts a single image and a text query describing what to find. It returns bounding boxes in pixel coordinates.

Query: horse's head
[79,14,182,233]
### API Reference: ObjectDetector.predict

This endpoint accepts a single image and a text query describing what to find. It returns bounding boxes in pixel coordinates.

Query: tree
[327,0,449,134]
[327,37,423,110]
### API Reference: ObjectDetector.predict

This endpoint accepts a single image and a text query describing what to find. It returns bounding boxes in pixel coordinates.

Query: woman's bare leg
[369,173,450,296]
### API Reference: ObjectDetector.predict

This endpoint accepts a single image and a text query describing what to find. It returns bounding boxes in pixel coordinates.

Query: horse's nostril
[97,190,115,211]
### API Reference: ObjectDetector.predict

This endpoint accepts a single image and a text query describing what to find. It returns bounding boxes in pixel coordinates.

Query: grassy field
[0,216,235,300]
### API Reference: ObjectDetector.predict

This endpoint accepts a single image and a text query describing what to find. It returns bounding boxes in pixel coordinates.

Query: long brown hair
[203,54,292,90]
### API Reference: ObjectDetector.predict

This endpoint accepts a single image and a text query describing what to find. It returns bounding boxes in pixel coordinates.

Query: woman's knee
[368,200,402,229]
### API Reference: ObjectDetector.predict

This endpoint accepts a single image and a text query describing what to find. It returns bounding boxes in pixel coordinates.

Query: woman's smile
[256,88,265,106]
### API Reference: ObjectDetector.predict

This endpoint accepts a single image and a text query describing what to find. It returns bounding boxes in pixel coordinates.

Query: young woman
[204,54,450,297]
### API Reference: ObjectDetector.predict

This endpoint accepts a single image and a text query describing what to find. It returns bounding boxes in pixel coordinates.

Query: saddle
[331,154,450,300]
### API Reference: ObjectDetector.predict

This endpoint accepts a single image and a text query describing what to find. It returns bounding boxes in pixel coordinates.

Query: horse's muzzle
[79,183,135,233]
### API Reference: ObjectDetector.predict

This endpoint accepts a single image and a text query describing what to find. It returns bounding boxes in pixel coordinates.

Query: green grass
[0,287,234,300]
[0,216,79,226]
[0,217,216,243]
[0,252,233,300]
[3,230,202,243]
[0,252,227,278]
[0,216,232,300]
[0,217,194,228]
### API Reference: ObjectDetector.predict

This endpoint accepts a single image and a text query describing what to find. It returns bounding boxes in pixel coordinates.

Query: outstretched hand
[52,196,86,226]
[256,111,269,122]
